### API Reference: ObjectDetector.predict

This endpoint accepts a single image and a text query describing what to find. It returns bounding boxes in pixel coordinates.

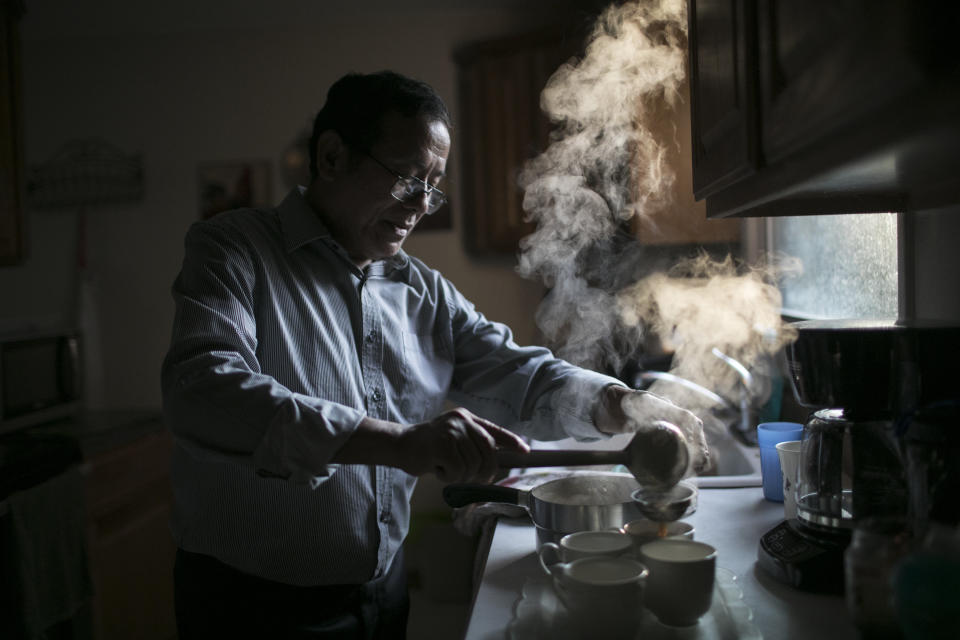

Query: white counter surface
[463,486,859,640]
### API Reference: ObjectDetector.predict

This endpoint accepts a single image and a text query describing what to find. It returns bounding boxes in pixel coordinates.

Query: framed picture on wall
[198,160,272,219]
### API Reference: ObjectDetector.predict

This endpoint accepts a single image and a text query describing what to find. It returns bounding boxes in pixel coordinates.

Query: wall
[907,204,960,323]
[2,1,605,408]
[7,1,954,413]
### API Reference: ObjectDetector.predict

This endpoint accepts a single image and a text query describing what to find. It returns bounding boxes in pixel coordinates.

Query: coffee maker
[758,320,959,592]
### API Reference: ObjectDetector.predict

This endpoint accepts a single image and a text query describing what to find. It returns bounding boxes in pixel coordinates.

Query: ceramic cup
[622,520,695,553]
[539,553,649,640]
[776,440,802,519]
[757,422,804,502]
[538,529,633,564]
[639,538,717,627]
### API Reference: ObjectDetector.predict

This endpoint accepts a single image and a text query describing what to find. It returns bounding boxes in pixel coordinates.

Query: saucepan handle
[442,483,522,508]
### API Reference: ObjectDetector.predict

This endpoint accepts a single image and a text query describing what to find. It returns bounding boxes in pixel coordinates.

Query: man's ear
[313,130,348,181]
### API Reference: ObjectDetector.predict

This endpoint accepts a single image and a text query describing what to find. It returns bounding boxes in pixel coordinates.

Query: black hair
[308,70,452,180]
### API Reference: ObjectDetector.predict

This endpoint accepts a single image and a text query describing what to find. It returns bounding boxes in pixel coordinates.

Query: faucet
[635,370,729,408]
[710,348,758,446]
[634,348,759,447]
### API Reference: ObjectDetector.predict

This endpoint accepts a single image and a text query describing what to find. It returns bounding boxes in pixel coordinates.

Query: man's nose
[402,190,430,214]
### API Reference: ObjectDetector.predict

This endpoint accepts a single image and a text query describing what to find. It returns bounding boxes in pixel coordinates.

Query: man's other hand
[594,385,710,475]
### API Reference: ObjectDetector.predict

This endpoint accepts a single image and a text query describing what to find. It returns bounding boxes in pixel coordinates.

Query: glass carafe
[797,409,853,530]
[797,408,907,531]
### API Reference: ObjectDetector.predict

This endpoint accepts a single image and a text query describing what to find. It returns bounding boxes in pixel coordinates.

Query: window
[766,213,899,320]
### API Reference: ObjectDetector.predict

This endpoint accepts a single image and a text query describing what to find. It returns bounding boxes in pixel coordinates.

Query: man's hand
[397,408,530,483]
[333,410,528,482]
[595,385,710,475]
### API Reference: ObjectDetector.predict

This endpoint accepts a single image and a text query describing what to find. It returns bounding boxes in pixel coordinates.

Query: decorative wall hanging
[26,138,144,209]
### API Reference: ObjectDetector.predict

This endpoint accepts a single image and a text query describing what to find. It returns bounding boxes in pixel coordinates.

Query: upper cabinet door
[688,0,960,218]
[758,0,923,164]
[687,0,759,200]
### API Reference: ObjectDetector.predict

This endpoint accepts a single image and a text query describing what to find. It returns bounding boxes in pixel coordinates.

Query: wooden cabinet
[83,429,175,640]
[455,28,578,256]
[638,60,742,245]
[457,22,740,255]
[757,1,920,164]
[687,0,758,199]
[688,0,960,217]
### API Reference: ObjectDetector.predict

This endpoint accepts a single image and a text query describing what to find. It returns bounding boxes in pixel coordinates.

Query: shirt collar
[278,186,410,275]
[278,186,332,253]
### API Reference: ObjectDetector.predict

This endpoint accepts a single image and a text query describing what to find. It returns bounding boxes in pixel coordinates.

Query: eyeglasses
[362,152,447,215]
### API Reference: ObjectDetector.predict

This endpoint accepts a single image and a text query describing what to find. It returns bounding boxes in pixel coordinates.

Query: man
[161,70,705,639]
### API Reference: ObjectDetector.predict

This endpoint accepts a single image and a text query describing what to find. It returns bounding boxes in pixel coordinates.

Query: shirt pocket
[399,330,453,422]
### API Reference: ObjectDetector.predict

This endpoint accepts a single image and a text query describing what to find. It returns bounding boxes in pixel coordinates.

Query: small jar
[892,524,960,640]
[844,518,911,639]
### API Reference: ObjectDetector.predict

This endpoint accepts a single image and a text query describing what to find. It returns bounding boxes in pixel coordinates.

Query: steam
[517,0,798,444]
[618,254,799,410]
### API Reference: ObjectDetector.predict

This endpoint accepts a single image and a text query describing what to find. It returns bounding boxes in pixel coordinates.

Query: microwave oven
[0,330,82,435]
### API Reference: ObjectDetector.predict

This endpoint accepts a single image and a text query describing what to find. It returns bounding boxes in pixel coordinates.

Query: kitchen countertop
[0,409,165,512]
[463,486,859,640]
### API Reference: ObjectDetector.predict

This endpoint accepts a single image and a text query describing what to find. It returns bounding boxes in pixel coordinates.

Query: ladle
[497,420,690,493]
[631,482,698,522]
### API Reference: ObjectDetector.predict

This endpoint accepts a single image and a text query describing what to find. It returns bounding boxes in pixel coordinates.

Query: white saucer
[507,567,762,640]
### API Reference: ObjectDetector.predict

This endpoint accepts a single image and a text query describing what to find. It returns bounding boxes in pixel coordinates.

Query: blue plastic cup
[757,422,804,502]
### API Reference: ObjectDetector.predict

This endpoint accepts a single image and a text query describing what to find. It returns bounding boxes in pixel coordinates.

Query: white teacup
[540,529,633,564]
[623,520,695,551]
[639,538,717,627]
[540,553,649,640]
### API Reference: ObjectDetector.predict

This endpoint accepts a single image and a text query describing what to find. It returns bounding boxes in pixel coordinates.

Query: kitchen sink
[527,430,763,488]
[693,433,762,488]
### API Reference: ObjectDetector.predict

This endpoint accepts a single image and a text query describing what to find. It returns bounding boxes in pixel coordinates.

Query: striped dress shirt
[161,187,622,586]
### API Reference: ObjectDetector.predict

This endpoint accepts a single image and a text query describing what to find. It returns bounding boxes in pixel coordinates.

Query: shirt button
[380,512,390,523]
[372,389,382,402]
[365,333,374,344]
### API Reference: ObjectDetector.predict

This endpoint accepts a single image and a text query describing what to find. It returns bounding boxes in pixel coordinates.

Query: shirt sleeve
[160,220,364,486]
[442,280,626,442]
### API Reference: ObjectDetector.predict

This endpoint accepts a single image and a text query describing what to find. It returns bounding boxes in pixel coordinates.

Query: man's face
[326,111,450,268]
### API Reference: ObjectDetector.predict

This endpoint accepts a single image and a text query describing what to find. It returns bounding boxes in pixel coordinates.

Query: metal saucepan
[443,473,644,544]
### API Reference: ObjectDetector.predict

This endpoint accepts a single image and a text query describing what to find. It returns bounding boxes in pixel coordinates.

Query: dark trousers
[174,549,409,640]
